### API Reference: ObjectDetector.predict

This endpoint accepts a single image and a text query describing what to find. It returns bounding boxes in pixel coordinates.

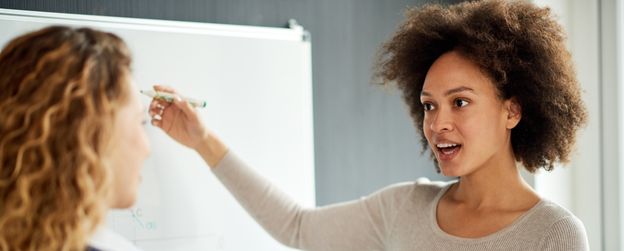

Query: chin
[112,193,138,209]
[441,170,461,177]
[118,197,137,209]
[438,163,466,177]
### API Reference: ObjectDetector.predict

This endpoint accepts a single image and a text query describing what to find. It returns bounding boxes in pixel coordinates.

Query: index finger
[153,84,178,94]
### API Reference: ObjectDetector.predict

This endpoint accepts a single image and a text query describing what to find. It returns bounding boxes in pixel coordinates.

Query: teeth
[436,143,458,148]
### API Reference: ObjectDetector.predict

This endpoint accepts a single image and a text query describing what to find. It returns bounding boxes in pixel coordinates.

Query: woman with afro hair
[150,0,589,250]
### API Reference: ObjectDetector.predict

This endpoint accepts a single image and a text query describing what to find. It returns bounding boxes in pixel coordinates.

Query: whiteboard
[0,9,315,251]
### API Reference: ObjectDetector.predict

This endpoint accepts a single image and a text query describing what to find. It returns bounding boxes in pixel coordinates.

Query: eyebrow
[421,86,476,97]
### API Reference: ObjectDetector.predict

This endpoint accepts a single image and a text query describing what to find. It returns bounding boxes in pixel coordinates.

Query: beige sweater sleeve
[211,151,409,251]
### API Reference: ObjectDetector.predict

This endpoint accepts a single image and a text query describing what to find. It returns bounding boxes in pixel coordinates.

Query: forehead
[422,51,495,95]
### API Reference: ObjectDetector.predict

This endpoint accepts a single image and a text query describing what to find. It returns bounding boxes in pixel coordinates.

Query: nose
[429,108,454,133]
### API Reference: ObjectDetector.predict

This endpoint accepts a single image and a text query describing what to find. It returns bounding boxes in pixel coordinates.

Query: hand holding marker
[140,89,207,108]
[145,85,219,157]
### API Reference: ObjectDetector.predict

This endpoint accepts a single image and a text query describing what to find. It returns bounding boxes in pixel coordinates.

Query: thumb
[173,95,196,117]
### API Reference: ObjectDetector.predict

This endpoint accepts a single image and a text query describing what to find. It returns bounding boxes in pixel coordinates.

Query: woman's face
[108,77,151,208]
[420,51,520,177]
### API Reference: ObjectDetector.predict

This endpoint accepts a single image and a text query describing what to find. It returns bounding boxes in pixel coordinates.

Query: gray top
[212,151,589,251]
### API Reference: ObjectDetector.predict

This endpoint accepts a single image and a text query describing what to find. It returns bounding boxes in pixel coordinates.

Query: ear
[505,97,521,129]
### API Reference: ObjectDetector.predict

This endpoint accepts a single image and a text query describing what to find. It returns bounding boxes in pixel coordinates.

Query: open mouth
[435,143,462,160]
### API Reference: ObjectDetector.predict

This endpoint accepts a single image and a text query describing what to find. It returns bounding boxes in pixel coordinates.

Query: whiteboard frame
[0,8,307,42]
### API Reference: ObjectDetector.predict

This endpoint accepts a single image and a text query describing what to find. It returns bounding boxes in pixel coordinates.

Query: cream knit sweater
[212,151,589,251]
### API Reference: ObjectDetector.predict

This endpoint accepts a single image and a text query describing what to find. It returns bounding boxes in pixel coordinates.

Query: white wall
[532,0,623,250]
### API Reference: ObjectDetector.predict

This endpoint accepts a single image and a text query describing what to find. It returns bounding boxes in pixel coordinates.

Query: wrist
[195,131,228,168]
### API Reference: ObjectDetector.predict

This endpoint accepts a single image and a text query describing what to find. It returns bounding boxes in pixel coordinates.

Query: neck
[450,145,537,210]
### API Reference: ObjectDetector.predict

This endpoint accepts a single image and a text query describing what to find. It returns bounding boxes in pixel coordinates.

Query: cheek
[461,109,507,144]
[422,117,433,142]
[117,125,150,169]
[131,126,150,167]
[137,127,151,158]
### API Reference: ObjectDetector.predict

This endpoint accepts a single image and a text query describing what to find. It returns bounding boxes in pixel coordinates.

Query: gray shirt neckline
[428,180,547,243]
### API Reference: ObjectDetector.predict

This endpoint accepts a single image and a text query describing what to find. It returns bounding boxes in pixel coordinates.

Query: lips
[434,142,462,161]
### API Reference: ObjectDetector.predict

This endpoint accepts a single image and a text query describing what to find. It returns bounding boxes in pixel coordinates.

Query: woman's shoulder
[526,200,589,250]
[530,199,586,230]
[535,200,581,220]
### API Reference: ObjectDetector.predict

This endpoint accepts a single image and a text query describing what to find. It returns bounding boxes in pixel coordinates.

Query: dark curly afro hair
[376,0,587,172]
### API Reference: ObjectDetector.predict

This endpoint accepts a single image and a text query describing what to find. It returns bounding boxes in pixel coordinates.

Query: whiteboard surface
[0,9,315,251]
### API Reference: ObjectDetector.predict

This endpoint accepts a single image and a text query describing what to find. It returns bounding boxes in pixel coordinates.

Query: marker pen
[140,89,207,108]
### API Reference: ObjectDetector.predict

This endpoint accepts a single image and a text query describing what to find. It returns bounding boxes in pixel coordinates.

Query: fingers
[149,99,169,117]
[153,84,177,94]
[151,117,163,128]
[173,95,197,118]
[149,98,170,110]
[148,97,173,130]
[151,84,179,114]
[149,85,200,126]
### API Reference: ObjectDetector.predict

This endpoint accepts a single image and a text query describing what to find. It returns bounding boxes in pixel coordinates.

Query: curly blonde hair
[0,26,131,250]
[376,0,587,172]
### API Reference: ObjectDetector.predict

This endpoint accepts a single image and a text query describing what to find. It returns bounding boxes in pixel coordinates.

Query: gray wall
[0,0,456,205]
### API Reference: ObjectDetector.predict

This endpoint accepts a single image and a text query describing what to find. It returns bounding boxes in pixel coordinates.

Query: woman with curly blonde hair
[151,0,588,250]
[0,26,149,250]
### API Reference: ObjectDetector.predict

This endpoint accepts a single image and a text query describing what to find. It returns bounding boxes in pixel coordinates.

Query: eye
[454,99,469,108]
[423,102,435,111]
